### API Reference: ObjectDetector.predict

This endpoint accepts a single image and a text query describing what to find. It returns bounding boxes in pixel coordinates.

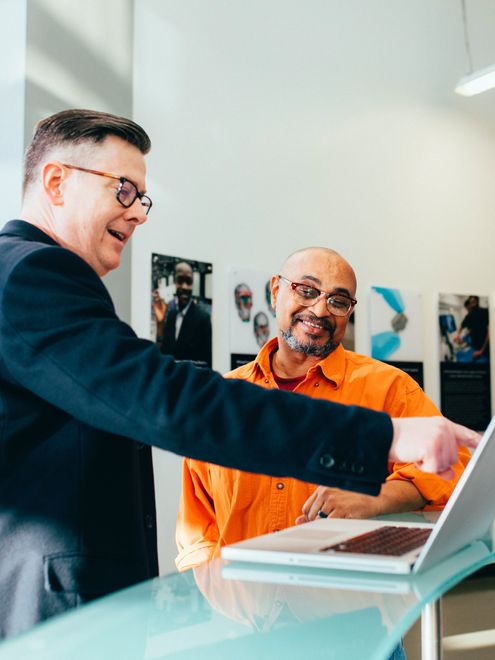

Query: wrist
[389,419,400,462]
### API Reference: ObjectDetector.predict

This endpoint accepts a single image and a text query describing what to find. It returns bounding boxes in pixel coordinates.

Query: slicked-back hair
[23,108,151,195]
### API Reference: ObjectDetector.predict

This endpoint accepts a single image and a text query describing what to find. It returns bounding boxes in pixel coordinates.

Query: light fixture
[455,0,495,97]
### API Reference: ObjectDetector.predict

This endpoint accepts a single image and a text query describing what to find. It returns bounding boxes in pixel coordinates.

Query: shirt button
[314,382,320,387]
[145,514,154,529]
[264,379,269,384]
[276,482,284,490]
[320,454,335,469]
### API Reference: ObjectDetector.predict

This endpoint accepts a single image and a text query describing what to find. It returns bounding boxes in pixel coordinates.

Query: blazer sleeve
[0,245,393,494]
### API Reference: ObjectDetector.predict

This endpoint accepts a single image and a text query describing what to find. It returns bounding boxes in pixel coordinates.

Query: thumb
[415,462,455,480]
[451,423,481,449]
[434,466,456,481]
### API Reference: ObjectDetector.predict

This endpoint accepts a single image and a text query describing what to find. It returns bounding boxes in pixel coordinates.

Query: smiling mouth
[300,319,326,330]
[295,315,333,335]
[108,229,125,242]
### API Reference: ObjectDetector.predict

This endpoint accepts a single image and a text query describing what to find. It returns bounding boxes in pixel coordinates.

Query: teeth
[302,320,323,329]
[109,229,125,241]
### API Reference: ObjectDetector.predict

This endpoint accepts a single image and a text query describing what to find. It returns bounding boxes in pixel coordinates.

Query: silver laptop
[221,416,495,575]
[221,540,491,594]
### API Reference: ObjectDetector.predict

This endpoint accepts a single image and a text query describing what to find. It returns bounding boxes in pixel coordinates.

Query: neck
[178,299,191,311]
[20,201,59,244]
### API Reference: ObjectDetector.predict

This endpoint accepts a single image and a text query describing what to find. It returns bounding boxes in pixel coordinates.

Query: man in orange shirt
[175,247,471,571]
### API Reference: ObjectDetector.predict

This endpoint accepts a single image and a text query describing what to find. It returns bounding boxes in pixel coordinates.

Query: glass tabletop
[0,535,493,660]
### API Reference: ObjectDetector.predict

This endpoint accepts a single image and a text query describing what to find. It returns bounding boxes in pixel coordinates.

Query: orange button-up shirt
[176,338,470,571]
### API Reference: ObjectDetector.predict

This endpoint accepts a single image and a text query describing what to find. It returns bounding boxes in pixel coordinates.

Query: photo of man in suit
[157,261,212,368]
[0,108,478,639]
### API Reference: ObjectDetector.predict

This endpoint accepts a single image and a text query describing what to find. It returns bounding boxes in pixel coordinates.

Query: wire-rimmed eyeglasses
[62,164,152,215]
[278,275,357,317]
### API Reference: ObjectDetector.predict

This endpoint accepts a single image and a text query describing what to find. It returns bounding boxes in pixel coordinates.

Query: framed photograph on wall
[151,253,213,369]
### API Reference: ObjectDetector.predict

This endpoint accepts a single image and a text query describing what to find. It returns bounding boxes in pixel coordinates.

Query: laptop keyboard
[321,526,432,556]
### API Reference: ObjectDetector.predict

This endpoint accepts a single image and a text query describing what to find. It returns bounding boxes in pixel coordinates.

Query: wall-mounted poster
[230,267,273,370]
[342,312,355,352]
[151,253,213,369]
[439,293,491,430]
[369,286,424,387]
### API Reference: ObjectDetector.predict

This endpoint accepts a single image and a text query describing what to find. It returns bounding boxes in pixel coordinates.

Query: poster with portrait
[369,286,424,387]
[151,253,213,369]
[439,293,491,430]
[229,267,274,370]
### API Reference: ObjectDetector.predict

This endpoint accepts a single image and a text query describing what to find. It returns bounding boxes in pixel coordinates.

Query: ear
[41,162,66,207]
[270,274,279,311]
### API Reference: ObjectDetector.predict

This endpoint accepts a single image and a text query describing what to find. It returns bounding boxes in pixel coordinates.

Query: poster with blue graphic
[439,293,491,431]
[369,286,424,387]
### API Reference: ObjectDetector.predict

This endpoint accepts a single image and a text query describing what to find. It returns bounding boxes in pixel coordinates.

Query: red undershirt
[272,373,306,392]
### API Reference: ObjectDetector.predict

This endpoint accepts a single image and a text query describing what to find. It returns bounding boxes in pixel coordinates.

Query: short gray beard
[281,325,337,358]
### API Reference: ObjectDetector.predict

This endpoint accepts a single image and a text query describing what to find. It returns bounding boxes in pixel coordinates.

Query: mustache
[292,312,334,332]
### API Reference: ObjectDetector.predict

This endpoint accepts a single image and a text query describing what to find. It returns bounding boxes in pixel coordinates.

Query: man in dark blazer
[0,109,478,639]
[160,261,212,367]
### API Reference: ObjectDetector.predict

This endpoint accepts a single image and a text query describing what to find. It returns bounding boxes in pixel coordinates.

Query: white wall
[133,0,495,572]
[23,0,135,321]
[0,0,27,219]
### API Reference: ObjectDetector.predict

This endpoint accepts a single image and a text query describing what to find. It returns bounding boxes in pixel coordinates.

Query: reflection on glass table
[0,535,493,660]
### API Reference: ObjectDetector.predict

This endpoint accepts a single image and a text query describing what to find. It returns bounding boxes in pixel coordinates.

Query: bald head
[280,247,357,296]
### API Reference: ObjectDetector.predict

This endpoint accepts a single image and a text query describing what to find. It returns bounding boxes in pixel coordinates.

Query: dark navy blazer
[161,300,212,367]
[0,220,392,638]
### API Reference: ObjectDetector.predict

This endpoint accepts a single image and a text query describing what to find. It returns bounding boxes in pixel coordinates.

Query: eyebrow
[300,274,322,285]
[300,275,353,298]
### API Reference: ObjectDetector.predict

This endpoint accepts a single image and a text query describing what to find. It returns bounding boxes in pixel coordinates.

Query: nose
[125,198,148,225]
[309,293,330,316]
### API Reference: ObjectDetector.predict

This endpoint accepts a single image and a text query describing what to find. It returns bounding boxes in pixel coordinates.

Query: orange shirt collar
[254,337,346,388]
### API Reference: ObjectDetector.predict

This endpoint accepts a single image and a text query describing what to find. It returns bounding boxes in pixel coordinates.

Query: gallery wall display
[230,267,274,370]
[439,293,491,430]
[151,253,213,369]
[342,312,355,352]
[369,286,425,387]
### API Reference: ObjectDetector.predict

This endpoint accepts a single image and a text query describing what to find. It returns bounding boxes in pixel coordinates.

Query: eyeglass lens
[293,284,353,316]
[117,180,152,214]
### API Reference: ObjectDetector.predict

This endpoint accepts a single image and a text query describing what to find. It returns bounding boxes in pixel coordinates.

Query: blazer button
[320,453,335,469]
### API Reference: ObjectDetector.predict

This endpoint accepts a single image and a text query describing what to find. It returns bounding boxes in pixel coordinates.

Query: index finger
[301,490,318,517]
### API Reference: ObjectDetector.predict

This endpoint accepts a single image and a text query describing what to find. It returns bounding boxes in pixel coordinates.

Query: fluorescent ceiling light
[455,0,495,97]
[455,62,495,96]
